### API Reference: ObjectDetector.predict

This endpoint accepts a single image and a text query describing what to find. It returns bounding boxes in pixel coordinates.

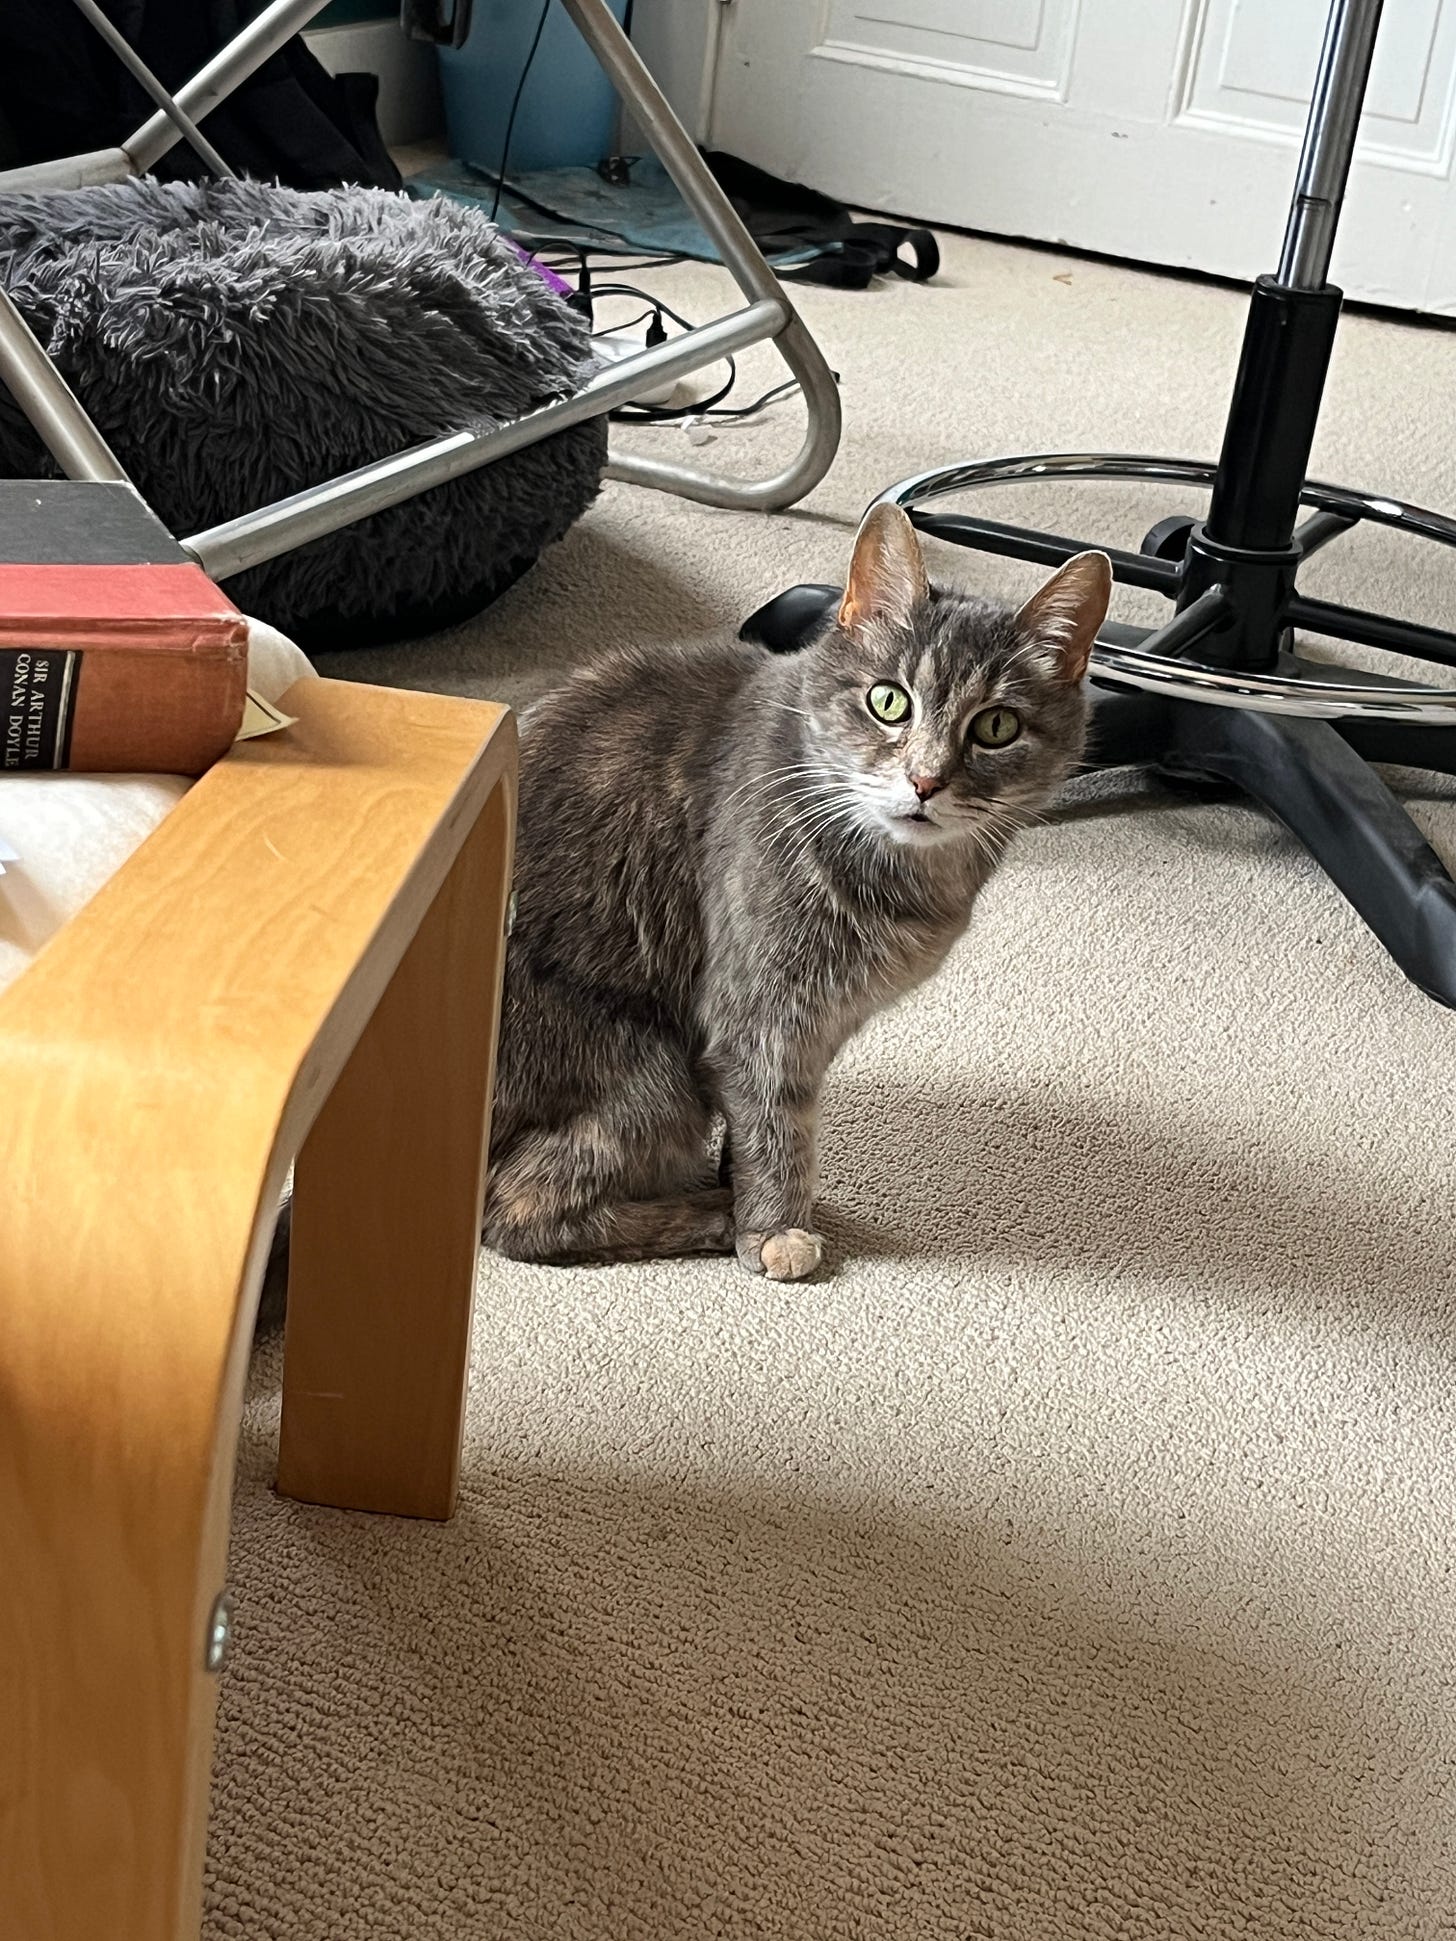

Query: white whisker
[752,698,817,724]
[719,762,836,812]
[761,787,868,861]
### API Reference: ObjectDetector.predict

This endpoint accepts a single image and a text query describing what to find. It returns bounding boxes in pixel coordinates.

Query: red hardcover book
[0,482,250,776]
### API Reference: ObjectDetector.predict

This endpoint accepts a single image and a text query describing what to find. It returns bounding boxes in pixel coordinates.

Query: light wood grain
[0,677,516,1941]
[279,779,512,1518]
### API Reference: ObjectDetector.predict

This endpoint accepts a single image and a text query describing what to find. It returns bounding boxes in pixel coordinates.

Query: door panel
[818,0,1081,99]
[710,0,1456,313]
[1182,0,1455,167]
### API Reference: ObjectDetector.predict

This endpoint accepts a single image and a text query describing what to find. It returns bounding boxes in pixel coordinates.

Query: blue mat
[407,156,815,268]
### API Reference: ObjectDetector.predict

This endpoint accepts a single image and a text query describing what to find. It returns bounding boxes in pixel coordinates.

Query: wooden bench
[0,677,516,1940]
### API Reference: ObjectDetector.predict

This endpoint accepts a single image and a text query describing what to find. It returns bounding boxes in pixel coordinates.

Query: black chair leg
[1169,704,1456,1004]
[1085,683,1173,768]
[1335,718,1456,779]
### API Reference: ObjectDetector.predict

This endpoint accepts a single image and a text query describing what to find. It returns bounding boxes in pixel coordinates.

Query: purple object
[506,236,574,301]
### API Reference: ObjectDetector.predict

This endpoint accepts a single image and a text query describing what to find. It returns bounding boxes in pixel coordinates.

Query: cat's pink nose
[910,775,944,801]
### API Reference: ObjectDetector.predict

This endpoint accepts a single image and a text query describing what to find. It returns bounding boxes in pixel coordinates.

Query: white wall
[305,19,443,149]
[623,0,716,143]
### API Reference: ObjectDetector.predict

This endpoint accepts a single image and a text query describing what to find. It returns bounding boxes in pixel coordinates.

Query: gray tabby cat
[484,505,1111,1280]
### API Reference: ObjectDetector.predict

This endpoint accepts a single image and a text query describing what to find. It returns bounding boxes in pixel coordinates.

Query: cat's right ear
[838,503,929,636]
[1015,551,1113,683]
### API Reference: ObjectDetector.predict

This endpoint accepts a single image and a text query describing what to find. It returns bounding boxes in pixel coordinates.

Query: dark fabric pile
[0,178,607,647]
[0,0,399,191]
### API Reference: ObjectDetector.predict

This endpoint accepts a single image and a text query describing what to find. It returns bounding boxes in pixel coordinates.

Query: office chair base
[740,456,1456,1009]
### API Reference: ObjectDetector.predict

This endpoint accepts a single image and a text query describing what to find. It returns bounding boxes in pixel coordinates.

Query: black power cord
[482,8,831,427]
[587,285,734,418]
[489,0,552,223]
[590,285,836,425]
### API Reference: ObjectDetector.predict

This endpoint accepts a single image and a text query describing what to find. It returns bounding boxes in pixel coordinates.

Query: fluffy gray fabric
[0,178,606,647]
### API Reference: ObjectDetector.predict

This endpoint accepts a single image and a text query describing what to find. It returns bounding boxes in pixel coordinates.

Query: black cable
[584,283,730,412]
[592,307,659,338]
[614,355,829,426]
[587,285,698,329]
[509,231,589,272]
[558,272,833,423]
[509,231,592,306]
[610,362,750,421]
[702,377,807,420]
[489,0,552,224]
[613,368,736,420]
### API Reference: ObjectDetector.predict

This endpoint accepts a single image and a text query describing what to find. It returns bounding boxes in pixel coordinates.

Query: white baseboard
[305,19,443,150]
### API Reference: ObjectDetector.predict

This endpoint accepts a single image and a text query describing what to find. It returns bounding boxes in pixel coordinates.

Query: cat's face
[800,507,1111,853]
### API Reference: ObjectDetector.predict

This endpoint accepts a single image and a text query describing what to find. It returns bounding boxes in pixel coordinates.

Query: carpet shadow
[310,517,726,699]
[817,1077,1456,1351]
[209,1458,1437,1939]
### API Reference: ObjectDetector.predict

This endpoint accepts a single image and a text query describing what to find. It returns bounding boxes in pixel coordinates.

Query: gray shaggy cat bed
[0,178,606,648]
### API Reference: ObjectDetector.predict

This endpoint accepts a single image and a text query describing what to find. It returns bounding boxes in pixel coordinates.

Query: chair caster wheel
[1141,515,1196,562]
[739,583,839,652]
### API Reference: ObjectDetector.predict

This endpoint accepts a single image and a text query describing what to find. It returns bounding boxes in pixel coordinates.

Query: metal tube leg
[184,300,787,580]
[125,0,334,175]
[0,148,135,192]
[1278,0,1383,288]
[557,0,842,512]
[69,0,237,179]
[0,291,130,486]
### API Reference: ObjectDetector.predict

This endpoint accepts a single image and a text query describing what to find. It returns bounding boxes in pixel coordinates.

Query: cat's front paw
[736,1228,824,1281]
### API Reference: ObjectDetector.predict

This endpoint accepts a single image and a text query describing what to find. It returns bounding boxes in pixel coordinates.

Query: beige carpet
[207,233,1456,1939]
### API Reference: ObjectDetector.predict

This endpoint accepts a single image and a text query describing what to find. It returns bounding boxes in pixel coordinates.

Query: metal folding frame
[0,0,841,582]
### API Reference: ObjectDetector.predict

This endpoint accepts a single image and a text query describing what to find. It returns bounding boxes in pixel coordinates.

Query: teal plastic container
[439,0,631,178]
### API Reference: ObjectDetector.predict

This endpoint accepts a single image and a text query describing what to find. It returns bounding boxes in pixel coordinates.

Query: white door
[707,0,1456,314]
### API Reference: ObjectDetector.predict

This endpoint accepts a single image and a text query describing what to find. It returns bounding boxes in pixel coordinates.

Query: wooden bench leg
[1,686,515,1939]
[277,775,514,1520]
[0,1346,241,1941]
[0,780,514,1940]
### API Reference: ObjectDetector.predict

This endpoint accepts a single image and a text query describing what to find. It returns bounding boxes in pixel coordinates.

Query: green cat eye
[867,681,911,725]
[970,706,1022,749]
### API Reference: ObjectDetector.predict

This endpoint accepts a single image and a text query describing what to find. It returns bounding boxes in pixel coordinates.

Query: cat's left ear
[1014,551,1113,683]
[838,503,930,636]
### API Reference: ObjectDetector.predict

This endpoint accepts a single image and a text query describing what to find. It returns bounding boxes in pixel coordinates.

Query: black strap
[845,222,940,282]
[703,149,938,290]
[779,225,939,288]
